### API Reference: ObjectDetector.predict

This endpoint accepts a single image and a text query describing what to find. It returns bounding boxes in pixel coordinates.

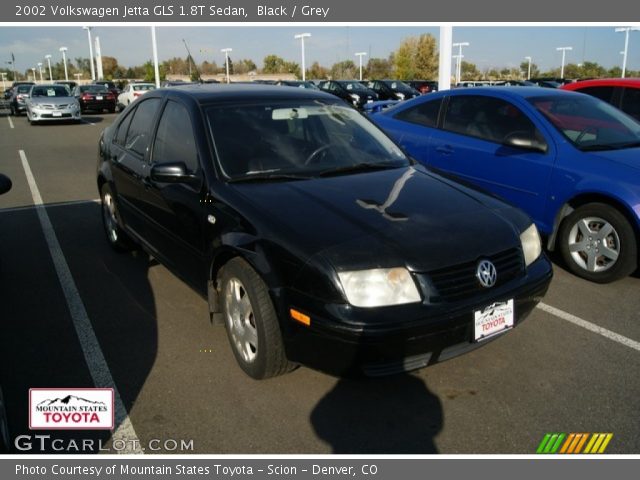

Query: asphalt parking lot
[0,107,639,454]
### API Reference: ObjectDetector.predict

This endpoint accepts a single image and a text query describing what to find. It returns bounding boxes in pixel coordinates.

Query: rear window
[133,84,156,92]
[30,86,71,97]
[81,85,108,93]
[16,85,31,93]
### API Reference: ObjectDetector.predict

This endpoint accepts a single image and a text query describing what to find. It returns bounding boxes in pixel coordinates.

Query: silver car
[26,84,81,124]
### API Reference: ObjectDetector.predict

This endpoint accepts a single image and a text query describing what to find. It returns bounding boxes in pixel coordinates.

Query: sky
[0,26,638,75]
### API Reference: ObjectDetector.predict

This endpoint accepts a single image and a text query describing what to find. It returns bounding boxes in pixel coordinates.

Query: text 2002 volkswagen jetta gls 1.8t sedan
[97,85,552,379]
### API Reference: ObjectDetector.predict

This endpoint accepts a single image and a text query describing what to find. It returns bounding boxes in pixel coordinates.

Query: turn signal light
[289,308,310,326]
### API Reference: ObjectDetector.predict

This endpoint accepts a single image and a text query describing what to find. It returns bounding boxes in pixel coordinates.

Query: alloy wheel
[224,277,258,364]
[567,216,620,273]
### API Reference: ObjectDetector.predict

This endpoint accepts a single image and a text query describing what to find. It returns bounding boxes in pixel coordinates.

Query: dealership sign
[29,388,114,430]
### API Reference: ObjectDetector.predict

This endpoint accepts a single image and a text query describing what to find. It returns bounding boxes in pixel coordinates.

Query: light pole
[31,68,36,82]
[59,47,69,81]
[556,46,572,79]
[294,33,311,81]
[355,52,367,81]
[74,73,83,81]
[150,27,160,88]
[221,48,232,84]
[1,72,6,91]
[452,42,470,85]
[37,62,43,82]
[44,55,53,81]
[83,26,96,81]
[615,27,640,78]
[524,56,532,80]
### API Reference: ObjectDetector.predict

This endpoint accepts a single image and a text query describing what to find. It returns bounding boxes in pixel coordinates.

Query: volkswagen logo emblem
[476,260,497,288]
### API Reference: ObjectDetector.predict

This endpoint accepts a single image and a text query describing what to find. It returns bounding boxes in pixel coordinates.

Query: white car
[117,83,156,111]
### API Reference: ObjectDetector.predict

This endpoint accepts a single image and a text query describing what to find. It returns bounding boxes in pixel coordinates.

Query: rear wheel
[100,184,135,252]
[219,258,293,379]
[559,202,637,283]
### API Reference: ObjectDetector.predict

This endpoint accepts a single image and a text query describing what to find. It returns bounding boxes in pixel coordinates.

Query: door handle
[436,145,454,155]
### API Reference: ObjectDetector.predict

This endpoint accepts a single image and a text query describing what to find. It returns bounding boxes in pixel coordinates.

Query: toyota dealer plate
[474,299,514,341]
[96,96,103,100]
[52,111,62,117]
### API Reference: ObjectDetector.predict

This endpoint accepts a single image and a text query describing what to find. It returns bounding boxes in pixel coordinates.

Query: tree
[330,60,357,80]
[461,61,481,81]
[520,61,540,79]
[101,56,122,80]
[307,61,329,80]
[261,55,300,78]
[365,57,393,79]
[143,60,165,83]
[393,34,438,80]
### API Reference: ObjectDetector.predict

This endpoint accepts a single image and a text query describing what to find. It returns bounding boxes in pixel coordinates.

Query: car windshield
[384,80,413,92]
[132,84,155,91]
[528,94,640,151]
[341,82,368,92]
[16,85,31,93]
[81,86,108,93]
[208,101,409,181]
[30,85,71,97]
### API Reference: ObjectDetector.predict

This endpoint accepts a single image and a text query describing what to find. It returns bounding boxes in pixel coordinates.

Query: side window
[115,107,136,146]
[443,95,543,145]
[124,98,161,157]
[620,87,640,121]
[578,86,615,104]
[394,98,442,128]
[152,101,199,173]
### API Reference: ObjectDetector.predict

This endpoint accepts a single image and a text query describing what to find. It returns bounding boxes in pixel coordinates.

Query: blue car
[372,87,640,283]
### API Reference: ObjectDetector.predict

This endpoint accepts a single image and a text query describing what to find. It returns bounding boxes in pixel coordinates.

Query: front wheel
[100,184,135,252]
[219,258,293,379]
[558,203,637,283]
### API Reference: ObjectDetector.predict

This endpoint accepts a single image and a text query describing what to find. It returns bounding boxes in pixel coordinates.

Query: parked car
[97,84,552,378]
[9,84,33,115]
[494,80,537,87]
[54,80,78,92]
[116,82,156,111]
[319,80,378,109]
[275,80,319,89]
[372,87,640,283]
[72,85,116,113]
[364,80,420,101]
[26,84,81,124]
[362,100,400,114]
[92,80,121,97]
[0,176,11,451]
[561,78,640,122]
[3,88,12,100]
[408,80,438,94]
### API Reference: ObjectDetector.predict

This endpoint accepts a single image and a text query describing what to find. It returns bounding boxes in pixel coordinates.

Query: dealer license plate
[52,111,62,117]
[96,96,103,100]
[474,299,514,341]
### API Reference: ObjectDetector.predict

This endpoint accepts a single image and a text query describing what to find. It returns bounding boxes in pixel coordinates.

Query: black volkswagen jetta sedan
[97,84,552,379]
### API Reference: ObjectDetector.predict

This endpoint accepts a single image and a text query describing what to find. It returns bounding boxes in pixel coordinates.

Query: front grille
[40,104,70,109]
[427,248,524,302]
[41,113,72,118]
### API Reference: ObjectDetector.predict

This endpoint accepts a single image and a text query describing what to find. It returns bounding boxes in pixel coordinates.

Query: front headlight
[337,267,421,308]
[349,93,360,101]
[520,224,542,267]
[396,92,406,100]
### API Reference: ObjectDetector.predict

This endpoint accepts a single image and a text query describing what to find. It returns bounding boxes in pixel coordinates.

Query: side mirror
[503,135,548,153]
[0,174,12,195]
[150,162,197,184]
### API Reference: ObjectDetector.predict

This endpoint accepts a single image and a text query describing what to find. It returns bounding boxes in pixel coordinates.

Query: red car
[561,78,640,121]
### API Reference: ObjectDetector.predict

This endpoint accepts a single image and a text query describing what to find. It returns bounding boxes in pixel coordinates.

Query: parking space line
[18,150,143,454]
[0,199,101,215]
[537,302,640,352]
[7,115,13,129]
[81,119,96,126]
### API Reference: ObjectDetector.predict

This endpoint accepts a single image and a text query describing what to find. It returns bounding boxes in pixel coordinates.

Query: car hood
[588,147,640,171]
[28,97,75,105]
[231,166,526,272]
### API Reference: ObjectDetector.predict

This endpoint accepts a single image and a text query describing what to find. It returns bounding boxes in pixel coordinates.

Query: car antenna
[182,39,202,83]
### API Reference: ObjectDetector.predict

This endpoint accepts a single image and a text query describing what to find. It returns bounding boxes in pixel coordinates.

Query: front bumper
[279,256,552,376]
[80,99,116,111]
[29,106,81,122]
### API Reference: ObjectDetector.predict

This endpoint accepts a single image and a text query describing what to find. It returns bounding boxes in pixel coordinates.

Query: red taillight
[106,93,114,99]
[82,93,92,100]
[133,92,142,97]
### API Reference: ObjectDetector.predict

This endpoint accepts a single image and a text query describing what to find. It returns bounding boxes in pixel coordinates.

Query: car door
[109,97,162,241]
[620,87,640,121]
[140,99,208,285]
[428,94,556,223]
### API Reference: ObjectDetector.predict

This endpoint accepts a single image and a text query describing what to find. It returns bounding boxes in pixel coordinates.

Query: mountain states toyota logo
[29,389,114,430]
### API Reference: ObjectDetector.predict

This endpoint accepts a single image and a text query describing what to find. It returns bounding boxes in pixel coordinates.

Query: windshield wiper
[227,171,311,183]
[615,141,640,150]
[317,162,402,177]
[580,141,640,151]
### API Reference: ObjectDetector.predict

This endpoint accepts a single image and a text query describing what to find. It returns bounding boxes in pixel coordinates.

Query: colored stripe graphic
[538,433,613,454]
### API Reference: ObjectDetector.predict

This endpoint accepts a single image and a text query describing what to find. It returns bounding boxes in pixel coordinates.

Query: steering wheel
[304,144,338,166]
[575,125,598,144]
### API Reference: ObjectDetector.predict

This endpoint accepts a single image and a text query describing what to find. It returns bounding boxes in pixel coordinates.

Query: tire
[109,107,116,114]
[558,202,637,283]
[100,184,136,252]
[219,257,293,379]
[0,387,10,452]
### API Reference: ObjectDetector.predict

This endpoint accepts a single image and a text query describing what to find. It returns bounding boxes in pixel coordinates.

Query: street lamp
[31,68,36,82]
[294,33,311,81]
[615,27,640,79]
[0,72,7,91]
[83,26,96,81]
[556,46,572,79]
[37,62,43,82]
[221,48,232,84]
[44,55,53,81]
[355,52,367,81]
[452,42,470,85]
[59,47,69,81]
[74,73,83,81]
[524,56,532,80]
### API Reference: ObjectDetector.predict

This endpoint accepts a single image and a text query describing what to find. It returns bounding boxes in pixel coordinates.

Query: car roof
[145,83,337,104]
[444,86,578,99]
[561,78,640,90]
